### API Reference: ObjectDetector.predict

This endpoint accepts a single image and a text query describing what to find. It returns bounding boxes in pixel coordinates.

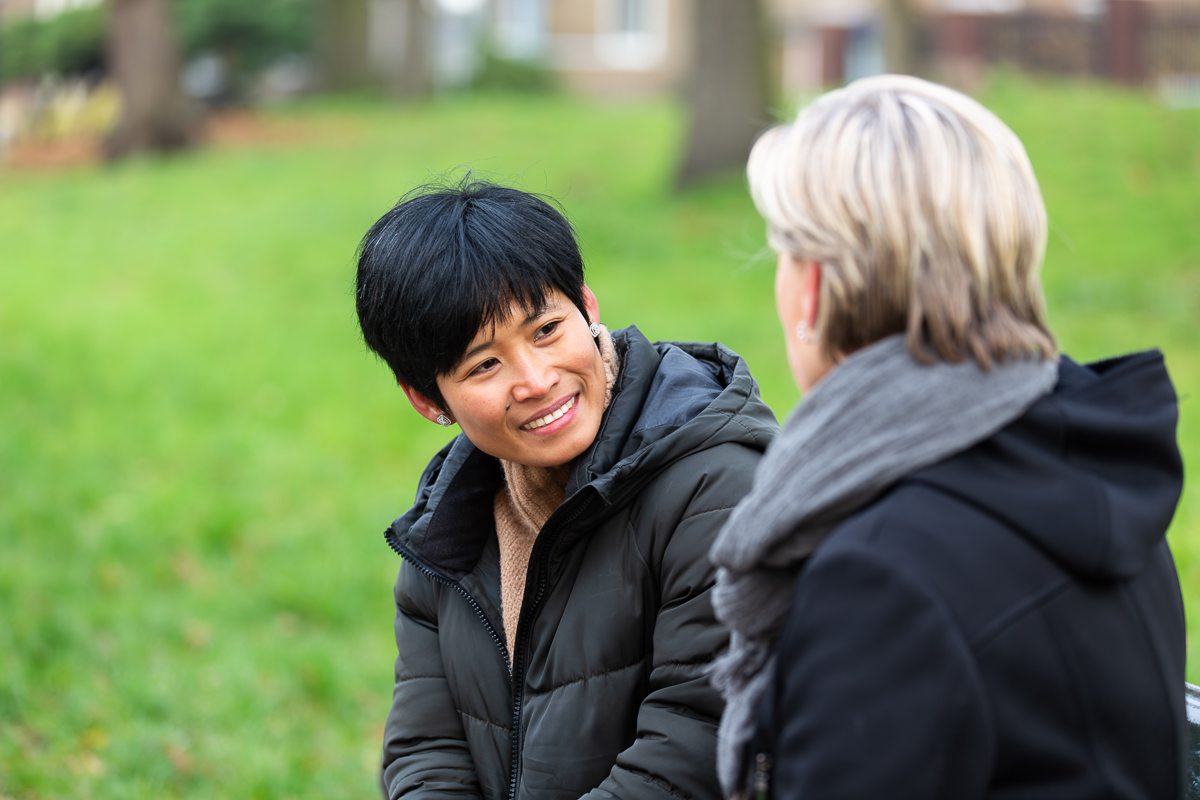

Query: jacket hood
[910,350,1183,581]
[388,326,778,579]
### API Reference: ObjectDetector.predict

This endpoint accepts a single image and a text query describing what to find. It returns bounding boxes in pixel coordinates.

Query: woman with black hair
[355,178,777,800]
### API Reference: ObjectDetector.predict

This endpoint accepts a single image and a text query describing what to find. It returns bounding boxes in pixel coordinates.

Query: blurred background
[0,0,1197,796]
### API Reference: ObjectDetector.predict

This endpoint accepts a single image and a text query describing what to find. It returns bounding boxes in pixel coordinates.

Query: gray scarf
[708,335,1059,796]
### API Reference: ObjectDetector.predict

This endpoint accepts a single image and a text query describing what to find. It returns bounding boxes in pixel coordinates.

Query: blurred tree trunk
[676,0,770,189]
[105,0,197,160]
[371,0,434,97]
[317,0,372,91]
[396,0,432,98]
[883,0,917,74]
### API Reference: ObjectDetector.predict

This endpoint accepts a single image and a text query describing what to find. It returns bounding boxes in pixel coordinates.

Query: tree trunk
[396,0,432,98]
[1106,0,1147,85]
[369,0,434,98]
[883,0,917,75]
[105,0,197,160]
[317,0,372,91]
[676,0,770,189]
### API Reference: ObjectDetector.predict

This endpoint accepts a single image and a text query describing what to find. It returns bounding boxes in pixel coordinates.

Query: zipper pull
[753,752,772,800]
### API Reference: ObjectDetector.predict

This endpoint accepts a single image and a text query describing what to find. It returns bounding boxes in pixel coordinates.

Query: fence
[817,0,1200,89]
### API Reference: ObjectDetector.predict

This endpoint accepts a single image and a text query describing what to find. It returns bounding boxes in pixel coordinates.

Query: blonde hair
[749,74,1056,367]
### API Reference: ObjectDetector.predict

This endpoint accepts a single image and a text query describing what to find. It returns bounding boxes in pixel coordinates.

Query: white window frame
[494,0,548,60]
[593,0,668,71]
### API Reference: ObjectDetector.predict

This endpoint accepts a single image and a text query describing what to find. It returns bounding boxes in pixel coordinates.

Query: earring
[589,322,601,338]
[436,413,453,427]
[795,321,817,344]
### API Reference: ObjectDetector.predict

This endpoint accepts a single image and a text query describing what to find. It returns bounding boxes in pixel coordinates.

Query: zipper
[505,493,597,800]
[753,753,772,800]
[385,487,598,800]
[385,530,511,673]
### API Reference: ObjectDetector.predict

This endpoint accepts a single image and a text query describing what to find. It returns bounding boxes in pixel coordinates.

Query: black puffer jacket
[381,326,779,800]
[754,351,1186,799]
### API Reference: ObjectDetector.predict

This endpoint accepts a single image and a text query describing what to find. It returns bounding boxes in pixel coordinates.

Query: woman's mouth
[521,395,576,431]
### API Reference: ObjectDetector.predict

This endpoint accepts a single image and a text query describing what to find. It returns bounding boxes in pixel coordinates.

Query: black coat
[381,327,779,800]
[753,351,1186,799]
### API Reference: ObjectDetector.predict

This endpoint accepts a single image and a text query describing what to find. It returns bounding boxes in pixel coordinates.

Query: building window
[617,0,643,33]
[496,0,547,60]
[596,0,666,70]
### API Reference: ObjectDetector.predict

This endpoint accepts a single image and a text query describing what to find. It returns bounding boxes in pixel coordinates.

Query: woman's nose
[511,353,557,403]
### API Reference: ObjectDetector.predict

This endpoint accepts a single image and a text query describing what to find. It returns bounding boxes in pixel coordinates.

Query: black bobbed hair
[355,177,588,410]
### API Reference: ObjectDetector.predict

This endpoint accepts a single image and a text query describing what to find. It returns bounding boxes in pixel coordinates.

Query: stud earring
[795,321,816,344]
[436,413,453,427]
[589,322,601,338]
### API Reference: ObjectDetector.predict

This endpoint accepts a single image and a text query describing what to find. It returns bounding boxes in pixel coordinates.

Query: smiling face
[427,287,607,468]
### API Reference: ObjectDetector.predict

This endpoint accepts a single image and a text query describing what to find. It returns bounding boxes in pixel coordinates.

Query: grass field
[1,73,1198,797]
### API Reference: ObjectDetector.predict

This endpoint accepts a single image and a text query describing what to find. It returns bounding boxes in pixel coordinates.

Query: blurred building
[492,0,690,96]
[769,0,1200,91]
[481,0,1200,97]
[0,0,99,22]
[0,0,34,23]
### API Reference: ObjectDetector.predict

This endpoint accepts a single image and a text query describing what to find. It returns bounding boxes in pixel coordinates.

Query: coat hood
[910,350,1183,581]
[387,326,778,579]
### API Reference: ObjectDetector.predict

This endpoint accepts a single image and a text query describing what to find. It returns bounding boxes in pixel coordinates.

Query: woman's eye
[535,320,560,340]
[469,358,498,376]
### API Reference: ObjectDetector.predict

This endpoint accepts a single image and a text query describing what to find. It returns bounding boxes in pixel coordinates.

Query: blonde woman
[710,75,1186,799]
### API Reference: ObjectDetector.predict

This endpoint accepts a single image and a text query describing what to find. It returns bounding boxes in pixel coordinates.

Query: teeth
[522,396,575,430]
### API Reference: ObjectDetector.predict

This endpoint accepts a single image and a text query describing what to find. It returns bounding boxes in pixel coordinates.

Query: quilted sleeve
[585,440,763,800]
[381,562,482,800]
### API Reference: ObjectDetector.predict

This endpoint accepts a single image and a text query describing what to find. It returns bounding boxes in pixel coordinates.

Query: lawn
[1,74,1198,797]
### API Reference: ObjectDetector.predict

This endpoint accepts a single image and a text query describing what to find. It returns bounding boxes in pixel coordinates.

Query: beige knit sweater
[493,326,619,662]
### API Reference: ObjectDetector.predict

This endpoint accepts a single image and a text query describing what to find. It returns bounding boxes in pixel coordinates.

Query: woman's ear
[800,260,821,331]
[398,381,452,425]
[582,284,600,326]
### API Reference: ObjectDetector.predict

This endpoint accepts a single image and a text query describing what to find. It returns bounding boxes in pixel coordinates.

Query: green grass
[1,75,1198,797]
